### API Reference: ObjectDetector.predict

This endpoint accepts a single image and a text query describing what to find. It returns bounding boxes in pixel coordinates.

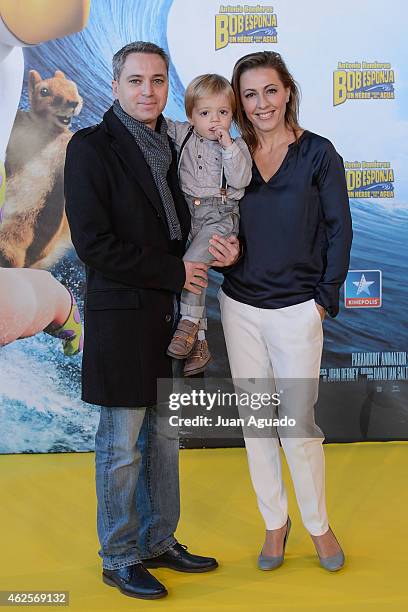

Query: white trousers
[218,289,329,535]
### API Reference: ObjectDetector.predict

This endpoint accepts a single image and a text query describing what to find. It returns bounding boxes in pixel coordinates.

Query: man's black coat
[64,108,190,407]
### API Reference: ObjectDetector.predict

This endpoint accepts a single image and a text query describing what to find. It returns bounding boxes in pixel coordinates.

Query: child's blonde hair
[184,74,236,118]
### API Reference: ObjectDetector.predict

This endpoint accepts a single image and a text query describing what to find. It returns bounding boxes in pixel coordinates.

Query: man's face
[112,52,168,129]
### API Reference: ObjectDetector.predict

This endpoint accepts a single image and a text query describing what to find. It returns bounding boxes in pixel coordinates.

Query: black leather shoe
[143,543,218,573]
[102,563,167,599]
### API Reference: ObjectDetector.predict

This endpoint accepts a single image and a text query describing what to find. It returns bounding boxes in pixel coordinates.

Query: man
[64,42,239,600]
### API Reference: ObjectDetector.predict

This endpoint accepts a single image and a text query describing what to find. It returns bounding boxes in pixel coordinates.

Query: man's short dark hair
[112,41,169,81]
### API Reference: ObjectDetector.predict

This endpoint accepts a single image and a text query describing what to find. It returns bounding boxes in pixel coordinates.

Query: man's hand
[184,261,208,294]
[209,234,240,267]
[214,126,233,149]
[315,302,326,321]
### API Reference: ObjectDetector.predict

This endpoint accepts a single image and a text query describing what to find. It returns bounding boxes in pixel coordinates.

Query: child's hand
[214,126,233,148]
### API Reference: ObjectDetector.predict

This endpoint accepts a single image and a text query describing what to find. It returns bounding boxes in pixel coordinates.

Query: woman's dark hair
[231,51,301,153]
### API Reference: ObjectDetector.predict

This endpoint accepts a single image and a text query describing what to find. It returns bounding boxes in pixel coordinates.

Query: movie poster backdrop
[0,0,407,452]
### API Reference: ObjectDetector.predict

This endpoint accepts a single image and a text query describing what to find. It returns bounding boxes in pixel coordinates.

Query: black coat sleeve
[64,134,186,293]
[314,142,353,317]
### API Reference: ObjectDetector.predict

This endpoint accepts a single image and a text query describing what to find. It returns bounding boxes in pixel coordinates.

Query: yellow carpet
[0,443,407,611]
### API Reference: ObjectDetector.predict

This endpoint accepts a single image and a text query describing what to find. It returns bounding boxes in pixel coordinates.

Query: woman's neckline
[254,129,309,184]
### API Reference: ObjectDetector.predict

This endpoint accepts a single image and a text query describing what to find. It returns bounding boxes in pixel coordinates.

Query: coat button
[165,314,172,323]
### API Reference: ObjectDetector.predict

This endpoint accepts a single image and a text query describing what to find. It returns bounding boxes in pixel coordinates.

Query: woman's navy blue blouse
[222,130,353,317]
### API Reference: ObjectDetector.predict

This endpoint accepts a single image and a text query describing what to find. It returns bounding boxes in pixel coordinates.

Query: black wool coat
[64,108,190,407]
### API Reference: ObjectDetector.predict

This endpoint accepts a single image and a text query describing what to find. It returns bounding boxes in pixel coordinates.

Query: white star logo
[352,274,375,295]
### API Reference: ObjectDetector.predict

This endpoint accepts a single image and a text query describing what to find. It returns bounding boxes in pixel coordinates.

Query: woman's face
[239,67,290,134]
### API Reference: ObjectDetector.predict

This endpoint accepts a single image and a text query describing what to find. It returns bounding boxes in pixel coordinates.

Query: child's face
[189,93,233,140]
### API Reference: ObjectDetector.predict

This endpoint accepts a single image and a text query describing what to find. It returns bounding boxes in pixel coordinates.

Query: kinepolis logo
[215,4,277,50]
[333,61,395,106]
[344,270,382,309]
[344,161,395,199]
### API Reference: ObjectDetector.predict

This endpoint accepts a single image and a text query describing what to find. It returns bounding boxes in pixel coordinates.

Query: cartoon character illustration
[0,1,89,352]
[0,268,83,356]
[0,0,90,224]
[0,69,83,268]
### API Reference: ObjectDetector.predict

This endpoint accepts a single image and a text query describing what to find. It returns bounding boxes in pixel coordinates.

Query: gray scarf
[113,99,182,240]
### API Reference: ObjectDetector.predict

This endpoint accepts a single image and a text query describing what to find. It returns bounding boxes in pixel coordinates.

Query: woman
[219,51,352,571]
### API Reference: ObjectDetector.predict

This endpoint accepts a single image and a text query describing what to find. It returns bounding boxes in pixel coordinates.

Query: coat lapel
[103,108,168,228]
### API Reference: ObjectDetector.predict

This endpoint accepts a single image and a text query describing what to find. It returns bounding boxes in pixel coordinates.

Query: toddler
[167,74,252,375]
